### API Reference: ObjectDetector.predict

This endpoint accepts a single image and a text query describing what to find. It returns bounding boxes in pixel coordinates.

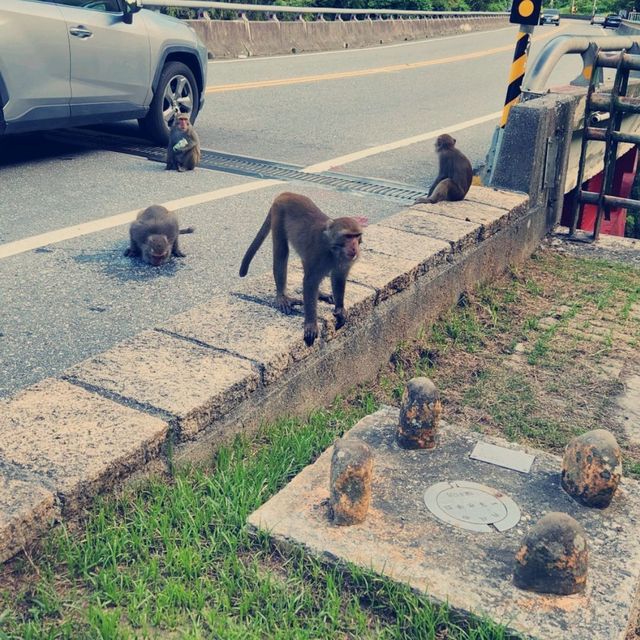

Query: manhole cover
[423,481,521,532]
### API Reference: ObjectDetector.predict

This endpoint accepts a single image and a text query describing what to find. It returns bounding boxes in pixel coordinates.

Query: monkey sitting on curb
[166,114,201,172]
[414,134,472,204]
[239,192,367,347]
[125,205,194,266]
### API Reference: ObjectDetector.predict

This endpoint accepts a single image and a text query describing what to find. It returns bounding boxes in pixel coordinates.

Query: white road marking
[0,111,500,259]
[0,180,283,260]
[303,110,502,173]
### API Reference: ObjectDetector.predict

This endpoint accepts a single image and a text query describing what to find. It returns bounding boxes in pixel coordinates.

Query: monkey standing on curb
[239,192,367,347]
[166,114,201,172]
[414,134,473,204]
[125,205,194,266]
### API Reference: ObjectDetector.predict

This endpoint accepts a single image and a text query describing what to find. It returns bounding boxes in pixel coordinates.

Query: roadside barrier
[142,1,509,59]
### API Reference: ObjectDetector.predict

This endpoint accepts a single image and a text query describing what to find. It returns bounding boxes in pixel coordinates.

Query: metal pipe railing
[523,34,640,93]
[141,0,507,19]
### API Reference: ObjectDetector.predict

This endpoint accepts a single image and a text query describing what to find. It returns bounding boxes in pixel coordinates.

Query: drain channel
[50,129,429,203]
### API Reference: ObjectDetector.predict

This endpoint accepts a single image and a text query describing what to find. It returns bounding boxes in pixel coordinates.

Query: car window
[37,0,122,12]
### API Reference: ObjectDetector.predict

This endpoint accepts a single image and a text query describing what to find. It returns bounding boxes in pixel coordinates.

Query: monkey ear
[354,216,369,227]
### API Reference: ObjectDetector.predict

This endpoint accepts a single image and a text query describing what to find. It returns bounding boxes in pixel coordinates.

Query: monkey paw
[333,308,347,329]
[318,291,334,305]
[304,323,318,346]
[276,295,302,315]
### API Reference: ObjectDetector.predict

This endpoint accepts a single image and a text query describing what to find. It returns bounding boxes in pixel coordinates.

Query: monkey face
[436,134,456,151]
[342,233,362,261]
[327,219,363,264]
[142,235,171,266]
[176,118,190,132]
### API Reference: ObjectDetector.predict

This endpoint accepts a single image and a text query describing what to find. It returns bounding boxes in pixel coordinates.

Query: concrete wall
[188,15,509,58]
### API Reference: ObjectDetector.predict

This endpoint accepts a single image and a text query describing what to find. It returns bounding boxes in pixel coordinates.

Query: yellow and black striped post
[500,25,535,128]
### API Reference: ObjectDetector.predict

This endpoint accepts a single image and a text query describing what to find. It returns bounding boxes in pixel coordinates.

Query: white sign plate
[469,441,535,474]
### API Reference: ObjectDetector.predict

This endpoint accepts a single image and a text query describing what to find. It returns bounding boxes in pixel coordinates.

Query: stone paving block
[64,331,259,440]
[233,267,377,343]
[249,406,640,640]
[360,225,451,275]
[412,199,511,237]
[615,373,640,446]
[0,475,58,563]
[160,294,310,385]
[348,249,419,301]
[379,209,482,252]
[466,185,529,213]
[0,379,168,514]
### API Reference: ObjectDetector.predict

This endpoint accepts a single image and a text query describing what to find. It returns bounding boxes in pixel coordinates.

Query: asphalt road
[0,20,612,398]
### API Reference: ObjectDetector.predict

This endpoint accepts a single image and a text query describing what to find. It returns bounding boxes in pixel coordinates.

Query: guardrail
[523,33,640,93]
[142,0,507,20]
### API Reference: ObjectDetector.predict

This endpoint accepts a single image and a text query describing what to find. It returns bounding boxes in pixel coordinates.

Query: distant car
[603,13,623,28]
[539,8,560,25]
[590,13,606,24]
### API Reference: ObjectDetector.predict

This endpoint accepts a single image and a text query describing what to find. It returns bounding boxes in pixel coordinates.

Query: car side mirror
[123,0,142,24]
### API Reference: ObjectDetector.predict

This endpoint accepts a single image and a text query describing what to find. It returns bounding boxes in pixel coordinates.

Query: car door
[49,0,151,119]
[0,0,71,131]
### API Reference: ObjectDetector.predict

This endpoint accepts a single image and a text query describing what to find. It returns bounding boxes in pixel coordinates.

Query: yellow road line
[206,26,568,94]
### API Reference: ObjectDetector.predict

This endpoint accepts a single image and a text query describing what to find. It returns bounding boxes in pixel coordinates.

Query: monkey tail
[239,210,273,277]
[179,226,195,235]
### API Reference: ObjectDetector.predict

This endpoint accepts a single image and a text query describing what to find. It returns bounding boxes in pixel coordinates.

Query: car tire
[139,61,200,146]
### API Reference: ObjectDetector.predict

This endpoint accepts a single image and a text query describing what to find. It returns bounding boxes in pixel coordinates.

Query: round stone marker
[423,480,521,533]
[514,512,588,595]
[329,438,373,526]
[396,377,442,449]
[561,429,622,508]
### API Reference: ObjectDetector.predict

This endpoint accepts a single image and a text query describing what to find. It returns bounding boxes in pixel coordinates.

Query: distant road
[0,20,607,398]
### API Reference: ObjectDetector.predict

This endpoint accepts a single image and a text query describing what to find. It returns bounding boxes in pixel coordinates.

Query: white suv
[0,0,208,144]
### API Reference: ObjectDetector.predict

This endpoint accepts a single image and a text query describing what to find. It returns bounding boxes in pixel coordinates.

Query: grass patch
[2,246,640,639]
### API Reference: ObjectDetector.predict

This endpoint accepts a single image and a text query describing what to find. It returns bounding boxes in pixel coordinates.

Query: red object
[578,147,638,237]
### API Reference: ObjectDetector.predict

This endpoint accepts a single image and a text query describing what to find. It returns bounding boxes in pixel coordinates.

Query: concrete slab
[232,267,377,343]
[249,406,640,640]
[0,379,168,514]
[160,294,310,385]
[0,476,58,563]
[64,331,259,439]
[361,225,451,267]
[466,186,529,214]
[615,373,640,447]
[349,249,421,302]
[379,209,482,252]
[411,200,511,238]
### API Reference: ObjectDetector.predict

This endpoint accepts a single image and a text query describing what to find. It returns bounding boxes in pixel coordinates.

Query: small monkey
[124,205,194,266]
[166,113,201,172]
[239,192,367,346]
[415,134,473,204]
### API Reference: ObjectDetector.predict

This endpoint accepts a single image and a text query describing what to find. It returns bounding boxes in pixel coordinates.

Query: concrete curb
[0,186,533,563]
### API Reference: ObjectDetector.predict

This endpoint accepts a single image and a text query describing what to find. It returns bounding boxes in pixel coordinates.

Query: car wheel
[139,61,200,146]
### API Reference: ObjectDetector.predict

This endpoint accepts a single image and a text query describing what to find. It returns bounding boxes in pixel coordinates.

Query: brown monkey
[166,114,201,172]
[124,205,194,266]
[239,192,367,346]
[414,134,473,204]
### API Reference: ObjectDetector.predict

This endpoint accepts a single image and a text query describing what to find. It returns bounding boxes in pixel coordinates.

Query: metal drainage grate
[423,480,521,533]
[49,129,429,203]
